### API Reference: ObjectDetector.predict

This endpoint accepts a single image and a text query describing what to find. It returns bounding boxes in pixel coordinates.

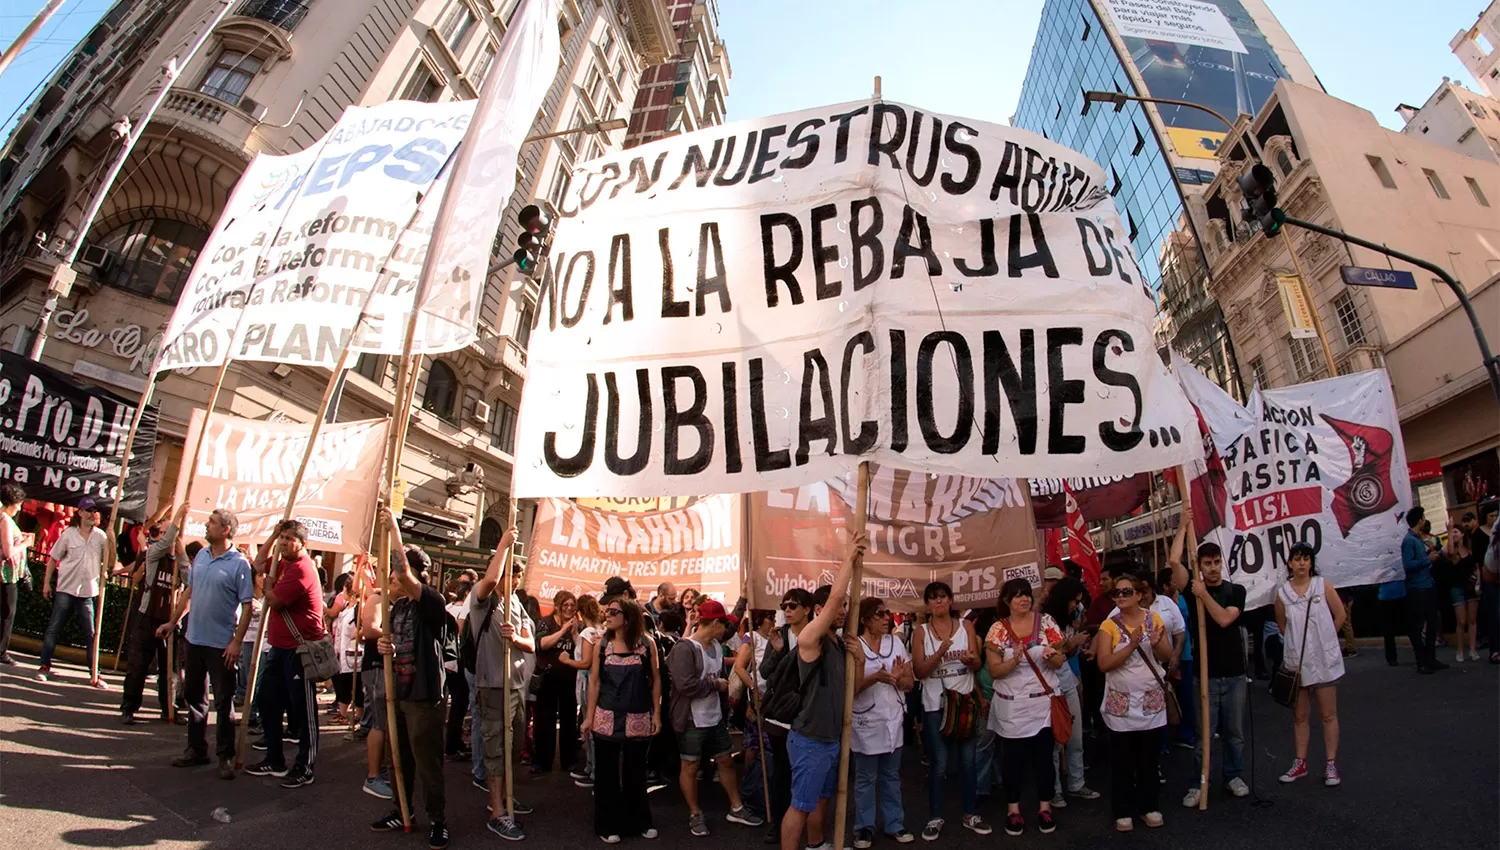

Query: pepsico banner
[173,411,388,553]
[524,495,742,604]
[747,464,1040,614]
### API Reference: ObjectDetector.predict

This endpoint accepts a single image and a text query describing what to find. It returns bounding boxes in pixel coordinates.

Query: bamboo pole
[829,461,870,850]
[1178,466,1210,810]
[1282,230,1339,378]
[375,512,412,829]
[233,346,364,766]
[111,583,137,671]
[92,376,158,684]
[500,498,517,820]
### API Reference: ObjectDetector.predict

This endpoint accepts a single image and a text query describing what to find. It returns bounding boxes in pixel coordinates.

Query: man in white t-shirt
[37,498,111,686]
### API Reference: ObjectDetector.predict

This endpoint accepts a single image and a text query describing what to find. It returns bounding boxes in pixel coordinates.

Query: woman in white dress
[1274,542,1347,788]
[985,578,1067,838]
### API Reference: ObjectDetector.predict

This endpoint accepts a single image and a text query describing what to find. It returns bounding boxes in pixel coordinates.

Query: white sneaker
[1115,818,1134,832]
[600,836,621,845]
[1227,777,1250,797]
[1457,650,1466,664]
[1143,811,1164,828]
[1181,788,1201,808]
[641,829,658,839]
[1471,651,1483,662]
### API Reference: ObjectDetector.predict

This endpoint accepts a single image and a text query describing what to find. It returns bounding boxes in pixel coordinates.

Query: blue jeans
[39,592,96,668]
[1194,675,1246,782]
[1051,686,1086,794]
[921,709,978,819]
[974,727,999,797]
[854,748,905,834]
[1175,662,1197,746]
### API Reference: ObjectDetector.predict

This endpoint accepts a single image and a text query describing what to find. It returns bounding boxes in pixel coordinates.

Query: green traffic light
[1265,207,1285,235]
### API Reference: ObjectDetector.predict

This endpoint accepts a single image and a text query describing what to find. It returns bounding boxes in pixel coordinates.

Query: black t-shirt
[536,614,577,682]
[1185,580,1247,678]
[390,586,447,702]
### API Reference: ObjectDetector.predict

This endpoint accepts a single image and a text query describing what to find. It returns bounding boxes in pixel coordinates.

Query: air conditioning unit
[240,97,270,122]
[79,243,113,273]
[471,399,492,425]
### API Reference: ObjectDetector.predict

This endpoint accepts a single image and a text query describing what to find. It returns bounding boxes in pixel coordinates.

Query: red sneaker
[1278,758,1308,783]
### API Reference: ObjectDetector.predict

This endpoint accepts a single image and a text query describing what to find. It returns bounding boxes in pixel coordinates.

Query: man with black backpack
[778,531,866,850]
[757,587,814,842]
[470,525,535,841]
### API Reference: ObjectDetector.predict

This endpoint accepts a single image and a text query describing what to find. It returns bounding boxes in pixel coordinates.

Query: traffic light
[1237,162,1284,236]
[513,203,552,277]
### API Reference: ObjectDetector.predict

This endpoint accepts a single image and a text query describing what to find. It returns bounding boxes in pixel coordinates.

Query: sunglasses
[1111,588,1137,598]
[780,602,802,611]
[873,609,891,618]
[605,608,623,617]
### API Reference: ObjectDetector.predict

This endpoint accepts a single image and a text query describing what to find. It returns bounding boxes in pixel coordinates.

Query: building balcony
[236,0,311,32]
[621,0,677,64]
[156,89,260,159]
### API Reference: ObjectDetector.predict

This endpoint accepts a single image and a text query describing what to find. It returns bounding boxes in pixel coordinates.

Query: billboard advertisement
[1101,0,1292,161]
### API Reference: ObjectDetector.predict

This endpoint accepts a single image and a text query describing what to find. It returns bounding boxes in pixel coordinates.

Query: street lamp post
[1082,90,1500,404]
[522,117,627,145]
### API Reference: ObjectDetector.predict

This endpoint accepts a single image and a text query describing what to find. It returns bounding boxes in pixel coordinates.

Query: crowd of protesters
[2,480,1498,848]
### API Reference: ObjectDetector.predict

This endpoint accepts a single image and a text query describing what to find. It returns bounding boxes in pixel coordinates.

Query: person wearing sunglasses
[851,597,915,847]
[911,581,989,840]
[985,578,1067,837]
[582,597,662,843]
[758,587,814,844]
[1094,573,1173,832]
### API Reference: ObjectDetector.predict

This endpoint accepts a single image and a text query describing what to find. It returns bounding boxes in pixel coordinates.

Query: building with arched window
[0,0,726,582]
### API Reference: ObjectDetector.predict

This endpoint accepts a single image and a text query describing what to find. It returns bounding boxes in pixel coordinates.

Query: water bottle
[211,807,231,824]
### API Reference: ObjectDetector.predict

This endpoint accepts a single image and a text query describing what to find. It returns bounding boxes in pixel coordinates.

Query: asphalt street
[1,649,1495,850]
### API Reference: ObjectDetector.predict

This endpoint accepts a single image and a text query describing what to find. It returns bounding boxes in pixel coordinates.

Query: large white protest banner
[410,0,560,348]
[1176,358,1409,608]
[154,99,477,370]
[513,100,1202,498]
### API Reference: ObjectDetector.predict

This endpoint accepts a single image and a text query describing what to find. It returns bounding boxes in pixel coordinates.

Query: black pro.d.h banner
[0,350,158,522]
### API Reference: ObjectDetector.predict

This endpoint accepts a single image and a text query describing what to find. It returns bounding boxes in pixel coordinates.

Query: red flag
[1063,483,1102,596]
[1044,528,1066,572]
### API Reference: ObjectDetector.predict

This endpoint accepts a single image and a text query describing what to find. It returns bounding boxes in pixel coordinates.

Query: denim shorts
[788,730,841,813]
[677,720,733,762]
[1452,584,1479,605]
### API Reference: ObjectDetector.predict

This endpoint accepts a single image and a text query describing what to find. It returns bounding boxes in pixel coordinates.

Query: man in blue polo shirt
[1402,507,1446,675]
[157,508,254,778]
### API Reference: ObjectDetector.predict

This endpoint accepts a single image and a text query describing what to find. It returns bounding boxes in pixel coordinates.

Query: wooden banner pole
[829,461,870,850]
[111,583,138,671]
[90,374,158,683]
[501,498,517,819]
[375,512,412,829]
[1177,465,1210,810]
[233,346,365,767]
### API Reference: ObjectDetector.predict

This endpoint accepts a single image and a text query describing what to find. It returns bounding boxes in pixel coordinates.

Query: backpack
[460,595,497,675]
[761,632,825,727]
[440,611,460,671]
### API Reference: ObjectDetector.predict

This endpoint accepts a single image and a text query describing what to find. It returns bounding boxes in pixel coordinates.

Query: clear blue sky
[0,0,1489,142]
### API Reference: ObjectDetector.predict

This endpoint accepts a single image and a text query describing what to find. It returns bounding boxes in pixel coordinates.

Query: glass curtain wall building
[1012,0,1317,397]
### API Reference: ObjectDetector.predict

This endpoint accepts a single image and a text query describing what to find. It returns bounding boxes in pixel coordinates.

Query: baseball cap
[696,599,729,622]
[1044,566,1065,581]
[604,576,634,598]
[77,497,98,512]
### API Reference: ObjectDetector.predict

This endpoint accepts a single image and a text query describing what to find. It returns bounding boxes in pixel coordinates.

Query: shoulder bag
[1113,614,1182,725]
[928,623,980,740]
[1003,614,1073,744]
[281,610,340,681]
[1270,581,1314,709]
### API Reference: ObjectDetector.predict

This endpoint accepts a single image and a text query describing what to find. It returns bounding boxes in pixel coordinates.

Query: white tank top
[920,619,975,712]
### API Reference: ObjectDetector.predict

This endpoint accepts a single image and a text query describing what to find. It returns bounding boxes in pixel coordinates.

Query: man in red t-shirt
[246,520,325,787]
